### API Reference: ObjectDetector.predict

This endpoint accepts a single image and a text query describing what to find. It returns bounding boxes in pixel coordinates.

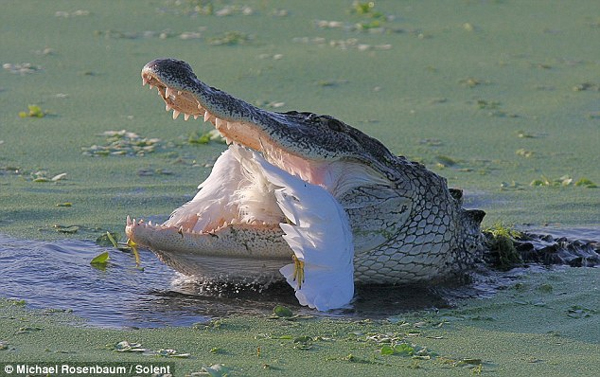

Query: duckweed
[208,31,253,46]
[53,224,80,234]
[529,176,597,188]
[19,104,46,118]
[3,62,41,74]
[516,148,534,158]
[567,305,596,319]
[273,305,294,318]
[574,178,597,188]
[82,130,161,157]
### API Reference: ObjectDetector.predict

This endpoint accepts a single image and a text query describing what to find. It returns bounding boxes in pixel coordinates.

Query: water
[0,236,202,328]
[0,228,598,328]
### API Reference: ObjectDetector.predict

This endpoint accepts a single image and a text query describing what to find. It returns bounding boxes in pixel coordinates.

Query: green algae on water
[18,104,46,118]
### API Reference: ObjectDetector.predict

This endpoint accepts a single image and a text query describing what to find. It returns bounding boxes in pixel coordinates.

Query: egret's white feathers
[164,145,283,232]
[163,144,355,311]
[256,152,355,311]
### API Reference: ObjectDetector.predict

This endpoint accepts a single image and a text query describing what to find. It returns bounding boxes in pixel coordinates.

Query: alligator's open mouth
[128,59,385,248]
[126,59,358,310]
[139,61,357,188]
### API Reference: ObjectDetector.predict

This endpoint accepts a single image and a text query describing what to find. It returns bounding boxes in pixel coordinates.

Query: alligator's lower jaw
[126,216,292,283]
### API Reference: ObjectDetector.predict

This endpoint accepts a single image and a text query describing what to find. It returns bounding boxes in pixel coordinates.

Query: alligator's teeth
[224,136,233,145]
[177,90,183,95]
[165,104,172,111]
[215,117,225,129]
[184,113,190,121]
[148,220,153,226]
[165,87,174,99]
[172,110,180,120]
[193,114,199,120]
[203,111,211,123]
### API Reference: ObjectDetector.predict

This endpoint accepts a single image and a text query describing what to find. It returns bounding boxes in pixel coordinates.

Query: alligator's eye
[320,116,344,132]
[305,113,319,122]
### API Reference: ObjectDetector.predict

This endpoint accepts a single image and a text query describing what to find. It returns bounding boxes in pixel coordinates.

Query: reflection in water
[0,228,598,328]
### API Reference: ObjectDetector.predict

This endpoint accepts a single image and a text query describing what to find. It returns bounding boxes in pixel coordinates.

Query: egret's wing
[164,147,243,231]
[256,152,355,311]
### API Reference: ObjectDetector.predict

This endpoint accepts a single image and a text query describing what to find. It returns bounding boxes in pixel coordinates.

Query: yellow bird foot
[292,254,305,289]
[127,238,141,267]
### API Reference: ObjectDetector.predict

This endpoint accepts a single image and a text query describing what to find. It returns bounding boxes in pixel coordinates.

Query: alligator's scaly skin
[126,59,485,308]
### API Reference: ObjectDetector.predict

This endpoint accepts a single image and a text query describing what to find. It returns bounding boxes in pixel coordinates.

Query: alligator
[125,58,486,311]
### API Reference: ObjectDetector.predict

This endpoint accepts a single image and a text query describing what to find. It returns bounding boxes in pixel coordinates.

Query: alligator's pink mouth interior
[141,70,338,187]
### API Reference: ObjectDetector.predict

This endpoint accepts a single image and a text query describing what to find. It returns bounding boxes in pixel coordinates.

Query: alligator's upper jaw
[141,58,281,155]
[140,59,396,182]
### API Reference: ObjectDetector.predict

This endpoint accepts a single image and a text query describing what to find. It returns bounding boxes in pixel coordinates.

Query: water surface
[2,227,598,328]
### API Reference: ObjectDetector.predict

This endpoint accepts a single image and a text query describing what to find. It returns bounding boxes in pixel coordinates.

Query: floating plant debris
[515,148,534,158]
[18,104,46,118]
[572,82,600,92]
[53,224,80,234]
[293,36,392,51]
[82,130,161,157]
[199,364,231,377]
[567,305,596,319]
[110,341,145,352]
[207,31,253,46]
[459,77,490,88]
[188,129,226,145]
[93,28,208,40]
[54,10,90,18]
[3,63,41,75]
[29,171,67,183]
[109,341,189,358]
[530,175,574,187]
[272,305,294,318]
[156,348,191,358]
[90,251,110,268]
[96,232,120,248]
